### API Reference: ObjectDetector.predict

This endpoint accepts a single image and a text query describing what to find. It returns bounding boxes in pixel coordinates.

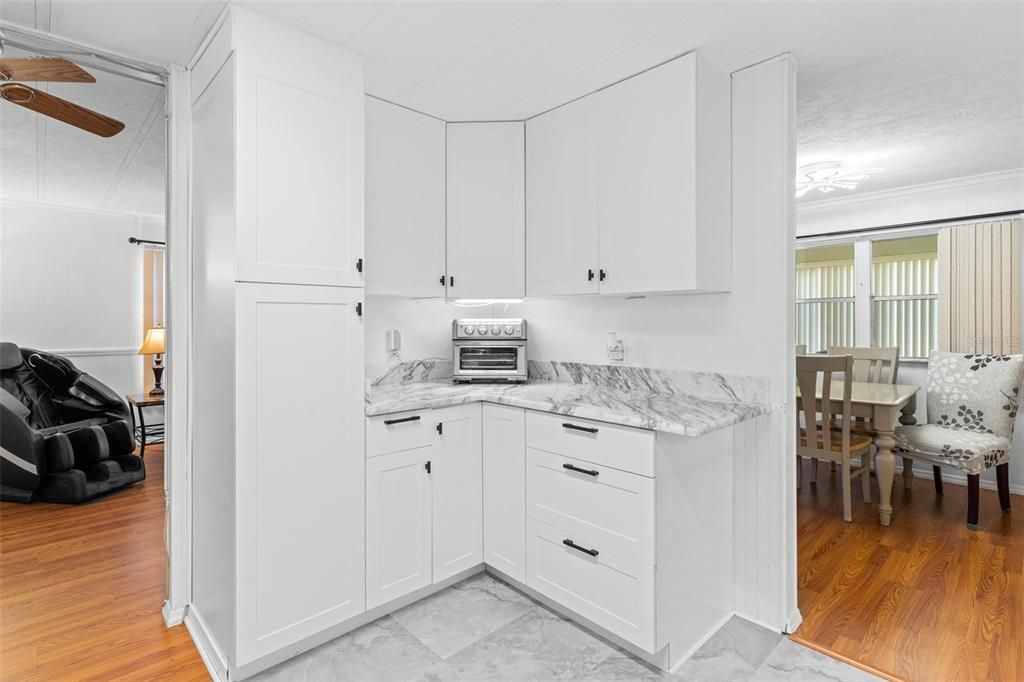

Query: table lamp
[139,326,166,396]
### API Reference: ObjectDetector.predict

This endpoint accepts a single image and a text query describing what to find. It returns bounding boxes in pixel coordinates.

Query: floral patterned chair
[893,351,1023,529]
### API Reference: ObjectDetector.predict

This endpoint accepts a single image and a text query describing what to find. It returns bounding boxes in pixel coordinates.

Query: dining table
[796,380,921,526]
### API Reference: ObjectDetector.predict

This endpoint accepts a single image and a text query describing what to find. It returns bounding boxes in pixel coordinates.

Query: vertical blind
[795,260,855,353]
[939,218,1022,354]
[871,253,938,359]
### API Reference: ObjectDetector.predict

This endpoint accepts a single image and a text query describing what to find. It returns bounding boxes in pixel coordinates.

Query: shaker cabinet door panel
[482,404,527,582]
[446,123,525,299]
[235,282,365,663]
[366,98,446,297]
[526,99,599,297]
[366,447,434,609]
[433,404,483,582]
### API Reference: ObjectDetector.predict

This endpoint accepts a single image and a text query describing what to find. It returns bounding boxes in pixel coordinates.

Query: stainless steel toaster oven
[452,319,527,383]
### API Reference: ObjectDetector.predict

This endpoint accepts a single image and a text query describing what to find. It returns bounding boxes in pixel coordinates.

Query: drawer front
[367,410,434,458]
[526,518,655,652]
[527,447,654,564]
[526,411,655,477]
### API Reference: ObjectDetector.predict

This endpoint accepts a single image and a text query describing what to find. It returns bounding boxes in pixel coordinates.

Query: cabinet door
[596,54,697,295]
[366,97,446,298]
[526,98,599,297]
[233,8,364,287]
[482,405,526,582]
[432,404,483,582]
[366,446,434,609]
[235,282,365,664]
[446,123,525,299]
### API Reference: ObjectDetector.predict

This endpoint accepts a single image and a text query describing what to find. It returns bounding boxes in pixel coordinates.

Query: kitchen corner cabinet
[526,52,732,296]
[365,97,447,298]
[365,404,483,607]
[446,122,526,298]
[482,404,527,582]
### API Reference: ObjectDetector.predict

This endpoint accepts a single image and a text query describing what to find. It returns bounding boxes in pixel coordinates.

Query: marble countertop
[366,379,773,438]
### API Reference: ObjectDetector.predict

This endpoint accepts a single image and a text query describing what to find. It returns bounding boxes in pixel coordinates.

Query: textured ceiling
[1,1,1021,213]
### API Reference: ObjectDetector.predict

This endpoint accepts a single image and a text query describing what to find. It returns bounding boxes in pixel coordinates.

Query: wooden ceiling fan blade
[0,84,124,137]
[0,57,95,83]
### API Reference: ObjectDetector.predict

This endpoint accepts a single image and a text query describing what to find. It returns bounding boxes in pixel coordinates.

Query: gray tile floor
[252,573,879,682]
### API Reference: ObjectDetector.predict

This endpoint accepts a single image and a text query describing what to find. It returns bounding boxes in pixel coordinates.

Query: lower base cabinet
[365,404,483,608]
[482,404,527,582]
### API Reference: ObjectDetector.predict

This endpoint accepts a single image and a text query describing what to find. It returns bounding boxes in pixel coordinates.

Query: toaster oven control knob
[463,325,475,335]
[477,324,489,335]
[504,325,515,336]
[491,324,501,335]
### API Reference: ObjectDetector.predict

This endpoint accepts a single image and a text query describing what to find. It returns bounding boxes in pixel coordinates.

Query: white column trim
[853,239,872,347]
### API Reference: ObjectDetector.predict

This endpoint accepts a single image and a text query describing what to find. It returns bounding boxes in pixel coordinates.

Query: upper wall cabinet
[526,52,731,296]
[195,9,365,288]
[446,122,525,299]
[366,98,447,298]
[526,97,599,297]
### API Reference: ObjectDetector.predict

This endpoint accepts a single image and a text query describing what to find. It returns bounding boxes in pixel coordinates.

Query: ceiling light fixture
[795,161,882,198]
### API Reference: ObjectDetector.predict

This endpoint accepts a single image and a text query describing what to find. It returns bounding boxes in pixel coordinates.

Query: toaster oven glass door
[454,341,525,378]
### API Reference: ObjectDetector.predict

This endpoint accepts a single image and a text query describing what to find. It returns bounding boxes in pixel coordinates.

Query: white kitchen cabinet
[482,404,526,582]
[446,123,525,298]
[222,8,364,288]
[595,52,731,295]
[234,283,366,663]
[524,52,731,297]
[366,443,434,609]
[189,8,367,677]
[365,97,447,297]
[433,403,484,581]
[526,98,599,297]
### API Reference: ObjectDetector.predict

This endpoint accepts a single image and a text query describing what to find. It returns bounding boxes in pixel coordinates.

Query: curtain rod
[129,237,165,247]
[798,209,1023,241]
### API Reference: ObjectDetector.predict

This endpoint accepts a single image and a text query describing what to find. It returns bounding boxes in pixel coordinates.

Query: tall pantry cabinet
[189,8,366,677]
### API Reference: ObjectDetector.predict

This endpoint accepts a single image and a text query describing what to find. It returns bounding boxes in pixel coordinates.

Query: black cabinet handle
[587,268,595,281]
[384,415,420,426]
[562,422,598,434]
[425,460,432,474]
[356,302,363,317]
[449,275,454,287]
[599,269,606,281]
[436,422,443,435]
[563,539,599,557]
[439,275,446,286]
[562,463,599,477]
[356,257,363,273]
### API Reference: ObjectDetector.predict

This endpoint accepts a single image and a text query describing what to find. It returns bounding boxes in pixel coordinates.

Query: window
[795,244,855,353]
[871,236,938,359]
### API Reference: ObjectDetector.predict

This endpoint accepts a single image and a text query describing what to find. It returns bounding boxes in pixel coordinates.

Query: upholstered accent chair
[893,351,1023,529]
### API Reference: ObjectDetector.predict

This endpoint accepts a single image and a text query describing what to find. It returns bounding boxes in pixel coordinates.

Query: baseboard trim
[185,606,230,682]
[789,632,905,682]
[162,600,186,627]
[783,607,803,635]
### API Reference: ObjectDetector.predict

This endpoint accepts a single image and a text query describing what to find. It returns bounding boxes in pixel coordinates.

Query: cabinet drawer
[526,518,655,652]
[366,410,434,458]
[526,411,654,477]
[527,447,654,564]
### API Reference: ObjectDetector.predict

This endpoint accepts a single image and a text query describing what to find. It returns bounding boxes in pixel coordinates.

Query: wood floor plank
[794,459,1022,681]
[0,446,208,681]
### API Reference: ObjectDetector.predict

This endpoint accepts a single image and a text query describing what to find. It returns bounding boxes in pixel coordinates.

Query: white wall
[0,200,164,399]
[797,177,1024,495]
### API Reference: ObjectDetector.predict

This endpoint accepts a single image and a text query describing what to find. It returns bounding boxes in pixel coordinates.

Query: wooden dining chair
[796,355,873,522]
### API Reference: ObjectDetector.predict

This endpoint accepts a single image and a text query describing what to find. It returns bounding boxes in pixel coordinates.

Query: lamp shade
[138,326,166,355]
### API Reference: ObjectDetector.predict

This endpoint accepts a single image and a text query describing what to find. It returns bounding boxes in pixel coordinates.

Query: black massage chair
[1,342,145,503]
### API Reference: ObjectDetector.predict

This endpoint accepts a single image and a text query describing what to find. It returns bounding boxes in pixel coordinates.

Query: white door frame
[163,62,193,626]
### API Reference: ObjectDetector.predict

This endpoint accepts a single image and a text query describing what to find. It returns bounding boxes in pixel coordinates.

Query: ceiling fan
[0,56,125,137]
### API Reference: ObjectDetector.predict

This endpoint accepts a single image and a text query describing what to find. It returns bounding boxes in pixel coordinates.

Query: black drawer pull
[563,539,599,557]
[563,463,599,476]
[562,422,598,434]
[384,415,421,426]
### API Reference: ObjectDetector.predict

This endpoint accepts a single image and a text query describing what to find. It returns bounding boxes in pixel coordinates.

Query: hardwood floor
[0,445,208,681]
[795,459,1023,682]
